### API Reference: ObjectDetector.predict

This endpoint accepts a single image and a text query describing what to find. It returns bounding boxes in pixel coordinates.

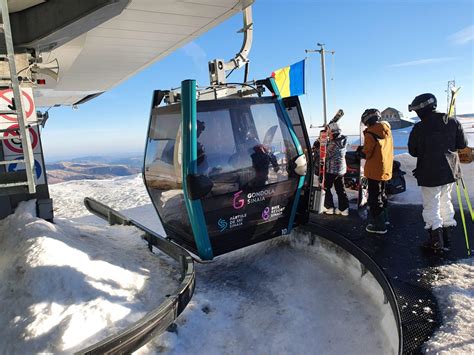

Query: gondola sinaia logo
[232,188,276,210]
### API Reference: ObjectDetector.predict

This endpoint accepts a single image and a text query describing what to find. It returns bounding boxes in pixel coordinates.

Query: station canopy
[6,0,253,107]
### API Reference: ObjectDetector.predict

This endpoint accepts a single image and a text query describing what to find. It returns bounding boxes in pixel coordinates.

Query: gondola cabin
[144,79,311,260]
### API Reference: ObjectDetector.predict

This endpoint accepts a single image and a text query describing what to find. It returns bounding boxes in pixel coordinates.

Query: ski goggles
[361,112,380,124]
[408,97,435,112]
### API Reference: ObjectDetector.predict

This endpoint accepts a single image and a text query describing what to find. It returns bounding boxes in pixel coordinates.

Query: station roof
[7,0,252,107]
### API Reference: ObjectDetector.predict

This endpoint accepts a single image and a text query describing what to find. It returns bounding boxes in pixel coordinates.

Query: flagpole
[306,43,335,126]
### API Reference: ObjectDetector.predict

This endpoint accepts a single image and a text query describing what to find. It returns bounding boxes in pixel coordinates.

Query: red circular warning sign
[2,124,38,153]
[0,89,35,121]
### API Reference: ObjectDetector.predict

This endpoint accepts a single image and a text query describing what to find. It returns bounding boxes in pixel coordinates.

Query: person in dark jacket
[250,143,279,187]
[408,93,468,251]
[322,122,349,215]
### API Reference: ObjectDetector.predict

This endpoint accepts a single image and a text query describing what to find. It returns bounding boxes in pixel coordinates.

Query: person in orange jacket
[360,109,394,234]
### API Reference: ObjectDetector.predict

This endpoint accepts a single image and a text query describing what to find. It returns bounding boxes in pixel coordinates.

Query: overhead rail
[208,5,253,85]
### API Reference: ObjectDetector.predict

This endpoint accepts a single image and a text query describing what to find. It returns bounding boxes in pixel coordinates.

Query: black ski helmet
[361,109,381,125]
[408,93,437,112]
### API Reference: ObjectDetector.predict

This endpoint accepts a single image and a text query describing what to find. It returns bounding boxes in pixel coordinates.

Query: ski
[455,180,471,256]
[357,121,369,219]
[318,128,328,188]
[320,109,344,191]
[312,109,344,213]
[448,88,473,163]
[460,177,474,222]
[448,86,461,118]
[448,86,472,254]
[329,109,344,125]
[319,109,344,189]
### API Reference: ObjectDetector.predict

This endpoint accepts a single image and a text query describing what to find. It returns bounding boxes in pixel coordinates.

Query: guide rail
[77,197,195,355]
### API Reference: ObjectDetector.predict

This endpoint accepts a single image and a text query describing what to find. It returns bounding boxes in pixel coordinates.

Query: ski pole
[460,177,474,222]
[456,180,471,256]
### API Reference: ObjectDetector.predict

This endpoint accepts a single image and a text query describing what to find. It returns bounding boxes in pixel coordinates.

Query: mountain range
[46,156,142,184]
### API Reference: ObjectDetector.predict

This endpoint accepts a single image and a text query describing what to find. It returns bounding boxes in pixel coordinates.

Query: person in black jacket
[250,143,279,187]
[408,93,468,251]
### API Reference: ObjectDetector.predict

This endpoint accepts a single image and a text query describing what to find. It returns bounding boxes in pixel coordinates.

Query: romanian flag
[271,60,305,98]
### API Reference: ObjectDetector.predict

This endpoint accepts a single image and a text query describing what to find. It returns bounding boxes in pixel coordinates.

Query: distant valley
[46,156,142,184]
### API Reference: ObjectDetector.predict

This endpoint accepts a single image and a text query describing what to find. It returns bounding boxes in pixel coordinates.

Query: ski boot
[421,227,444,251]
[442,226,454,249]
[365,213,387,234]
[335,208,349,216]
[323,207,334,215]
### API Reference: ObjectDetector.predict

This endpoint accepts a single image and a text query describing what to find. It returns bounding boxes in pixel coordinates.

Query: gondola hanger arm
[208,5,253,85]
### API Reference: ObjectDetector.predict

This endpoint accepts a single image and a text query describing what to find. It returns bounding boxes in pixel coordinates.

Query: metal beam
[3,0,130,52]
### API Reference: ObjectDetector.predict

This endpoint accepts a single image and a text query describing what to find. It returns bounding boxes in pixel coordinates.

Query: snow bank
[2,164,472,354]
[138,231,392,355]
[0,201,178,353]
[424,259,474,354]
[50,174,150,219]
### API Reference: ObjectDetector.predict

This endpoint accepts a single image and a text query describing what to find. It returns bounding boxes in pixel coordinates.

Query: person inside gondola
[250,143,279,187]
[196,120,208,174]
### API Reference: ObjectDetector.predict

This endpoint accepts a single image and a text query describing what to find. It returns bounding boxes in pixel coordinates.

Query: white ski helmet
[327,122,341,134]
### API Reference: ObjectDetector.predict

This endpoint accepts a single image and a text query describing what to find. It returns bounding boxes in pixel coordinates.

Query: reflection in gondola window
[144,106,182,190]
[197,110,235,175]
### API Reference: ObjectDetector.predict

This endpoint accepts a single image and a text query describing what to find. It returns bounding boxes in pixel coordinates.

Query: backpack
[386,160,406,195]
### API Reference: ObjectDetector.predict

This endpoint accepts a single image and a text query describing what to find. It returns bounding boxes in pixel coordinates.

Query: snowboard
[263,125,278,146]
[357,122,369,219]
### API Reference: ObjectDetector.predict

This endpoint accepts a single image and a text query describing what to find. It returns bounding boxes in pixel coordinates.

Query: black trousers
[324,173,349,211]
[367,178,388,217]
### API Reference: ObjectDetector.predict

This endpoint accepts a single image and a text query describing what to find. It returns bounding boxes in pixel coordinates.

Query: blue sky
[41,0,473,161]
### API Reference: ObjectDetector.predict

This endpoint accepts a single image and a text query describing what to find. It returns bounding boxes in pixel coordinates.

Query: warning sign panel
[6,154,45,185]
[0,87,37,126]
[2,124,40,156]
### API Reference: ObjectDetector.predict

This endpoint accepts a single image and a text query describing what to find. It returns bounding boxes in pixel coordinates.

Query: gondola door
[181,80,306,260]
[283,96,312,224]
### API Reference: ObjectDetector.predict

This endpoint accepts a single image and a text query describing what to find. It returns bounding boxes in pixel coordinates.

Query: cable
[197,82,259,92]
[225,67,236,79]
[17,57,60,84]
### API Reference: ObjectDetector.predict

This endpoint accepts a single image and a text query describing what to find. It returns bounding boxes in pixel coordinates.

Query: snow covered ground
[0,153,472,353]
[0,200,179,353]
[424,260,474,354]
[1,181,393,353]
[51,174,151,219]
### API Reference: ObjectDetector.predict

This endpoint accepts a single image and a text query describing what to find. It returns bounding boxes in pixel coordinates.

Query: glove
[356,145,366,159]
